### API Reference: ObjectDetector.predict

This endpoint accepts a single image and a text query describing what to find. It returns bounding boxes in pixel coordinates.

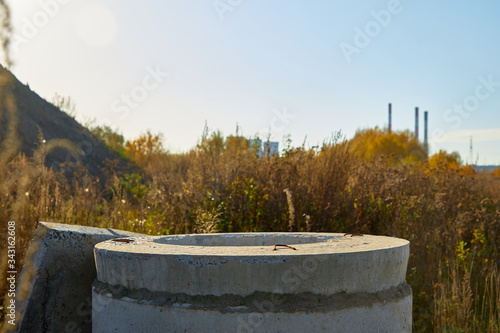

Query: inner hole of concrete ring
[151,233,337,246]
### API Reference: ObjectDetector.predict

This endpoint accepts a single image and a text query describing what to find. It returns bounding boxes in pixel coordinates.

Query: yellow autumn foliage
[490,166,500,178]
[125,131,164,167]
[427,150,461,170]
[349,127,426,164]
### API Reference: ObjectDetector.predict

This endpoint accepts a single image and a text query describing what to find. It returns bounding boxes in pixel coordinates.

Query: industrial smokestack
[388,103,392,133]
[424,111,428,156]
[415,107,419,140]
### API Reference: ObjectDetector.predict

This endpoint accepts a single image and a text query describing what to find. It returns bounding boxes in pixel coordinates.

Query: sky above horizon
[6,0,500,164]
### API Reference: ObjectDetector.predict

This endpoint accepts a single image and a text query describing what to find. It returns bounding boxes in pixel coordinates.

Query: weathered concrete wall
[9,222,142,333]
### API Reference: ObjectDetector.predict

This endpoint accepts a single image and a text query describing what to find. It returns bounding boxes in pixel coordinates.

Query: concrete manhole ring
[92,233,412,332]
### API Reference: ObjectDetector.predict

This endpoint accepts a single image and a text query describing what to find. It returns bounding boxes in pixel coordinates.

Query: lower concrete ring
[92,282,412,333]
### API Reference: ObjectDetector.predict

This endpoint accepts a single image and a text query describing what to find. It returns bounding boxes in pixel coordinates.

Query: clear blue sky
[6,0,500,164]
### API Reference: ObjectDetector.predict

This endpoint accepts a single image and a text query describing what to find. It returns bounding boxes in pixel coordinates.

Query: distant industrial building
[249,138,262,151]
[263,141,279,156]
[249,139,280,157]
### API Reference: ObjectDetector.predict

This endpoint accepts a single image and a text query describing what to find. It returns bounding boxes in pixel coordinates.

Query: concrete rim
[97,232,409,255]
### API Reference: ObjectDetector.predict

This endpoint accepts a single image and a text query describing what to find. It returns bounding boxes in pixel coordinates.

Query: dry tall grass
[0,125,499,332]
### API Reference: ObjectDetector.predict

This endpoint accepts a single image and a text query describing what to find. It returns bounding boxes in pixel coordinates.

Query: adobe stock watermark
[339,0,408,63]
[12,0,73,53]
[258,106,296,140]
[111,65,169,120]
[5,221,17,327]
[431,74,499,146]
[441,75,499,130]
[213,0,243,21]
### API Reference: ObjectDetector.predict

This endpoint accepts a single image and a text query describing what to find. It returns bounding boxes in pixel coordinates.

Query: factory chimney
[424,111,428,156]
[388,103,392,133]
[415,107,419,140]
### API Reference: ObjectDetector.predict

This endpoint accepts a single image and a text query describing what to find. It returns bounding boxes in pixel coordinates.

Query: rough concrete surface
[8,222,141,333]
[93,279,412,313]
[95,233,410,296]
[92,285,412,333]
[93,233,412,332]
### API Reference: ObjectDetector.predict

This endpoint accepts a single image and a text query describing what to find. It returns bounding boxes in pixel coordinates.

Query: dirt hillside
[0,65,132,181]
